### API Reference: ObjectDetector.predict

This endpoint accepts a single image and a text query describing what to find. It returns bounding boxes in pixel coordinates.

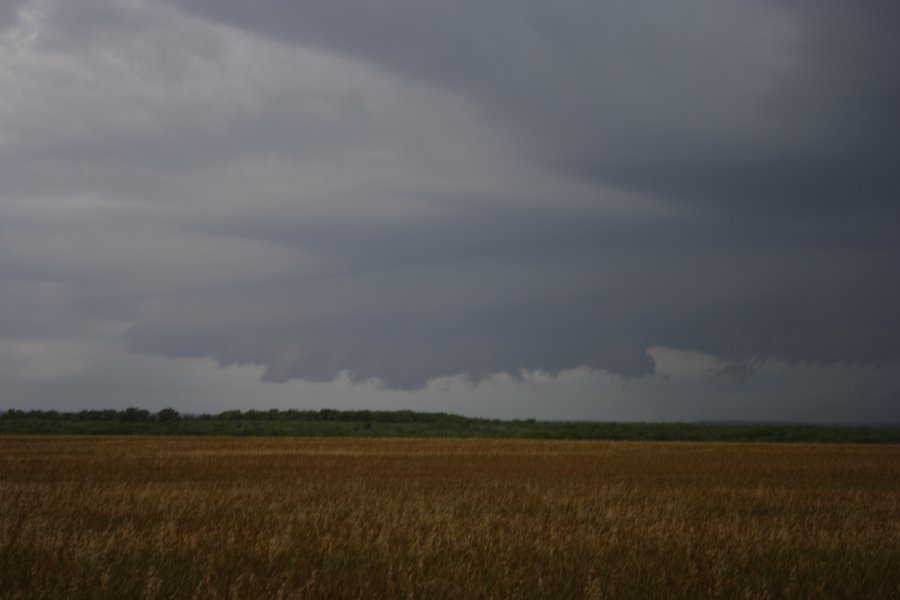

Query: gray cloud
[0,1,26,29]
[124,211,900,388]
[0,0,898,419]
[166,0,900,213]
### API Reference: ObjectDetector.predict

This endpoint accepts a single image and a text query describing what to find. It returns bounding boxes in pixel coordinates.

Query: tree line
[0,407,479,425]
[2,408,897,444]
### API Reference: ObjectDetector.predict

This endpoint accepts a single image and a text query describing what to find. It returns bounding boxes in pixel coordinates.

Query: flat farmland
[0,437,897,599]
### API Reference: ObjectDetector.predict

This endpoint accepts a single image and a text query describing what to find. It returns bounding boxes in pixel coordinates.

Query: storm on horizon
[0,0,898,423]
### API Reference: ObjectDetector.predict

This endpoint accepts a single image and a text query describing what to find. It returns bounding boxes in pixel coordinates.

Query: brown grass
[0,436,898,599]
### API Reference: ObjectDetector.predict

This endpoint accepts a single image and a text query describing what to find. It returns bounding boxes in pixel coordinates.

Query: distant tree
[156,408,181,423]
[319,409,339,421]
[120,407,150,422]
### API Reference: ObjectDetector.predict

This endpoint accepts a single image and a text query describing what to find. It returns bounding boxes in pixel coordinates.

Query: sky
[1,0,898,422]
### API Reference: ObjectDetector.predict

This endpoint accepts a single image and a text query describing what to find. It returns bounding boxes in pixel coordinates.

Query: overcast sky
[1,0,898,422]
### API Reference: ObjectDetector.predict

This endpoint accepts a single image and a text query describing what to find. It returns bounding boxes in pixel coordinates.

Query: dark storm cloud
[131,0,900,390]
[2,0,898,415]
[168,0,900,214]
[124,197,900,388]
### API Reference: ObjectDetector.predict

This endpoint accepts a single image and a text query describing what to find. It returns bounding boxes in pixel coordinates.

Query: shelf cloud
[1,0,897,419]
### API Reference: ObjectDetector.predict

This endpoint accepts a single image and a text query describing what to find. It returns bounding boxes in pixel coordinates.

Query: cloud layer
[1,0,897,418]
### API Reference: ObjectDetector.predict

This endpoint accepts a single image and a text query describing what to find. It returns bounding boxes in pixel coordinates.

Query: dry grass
[0,436,897,599]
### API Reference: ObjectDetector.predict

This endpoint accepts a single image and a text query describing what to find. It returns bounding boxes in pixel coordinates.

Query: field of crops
[1,437,897,598]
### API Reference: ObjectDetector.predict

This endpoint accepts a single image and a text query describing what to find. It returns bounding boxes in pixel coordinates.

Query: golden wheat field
[0,436,898,599]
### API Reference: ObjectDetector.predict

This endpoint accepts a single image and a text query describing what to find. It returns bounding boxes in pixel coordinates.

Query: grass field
[1,437,898,598]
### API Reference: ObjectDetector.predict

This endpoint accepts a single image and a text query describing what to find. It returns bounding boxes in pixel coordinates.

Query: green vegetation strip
[1,408,898,443]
